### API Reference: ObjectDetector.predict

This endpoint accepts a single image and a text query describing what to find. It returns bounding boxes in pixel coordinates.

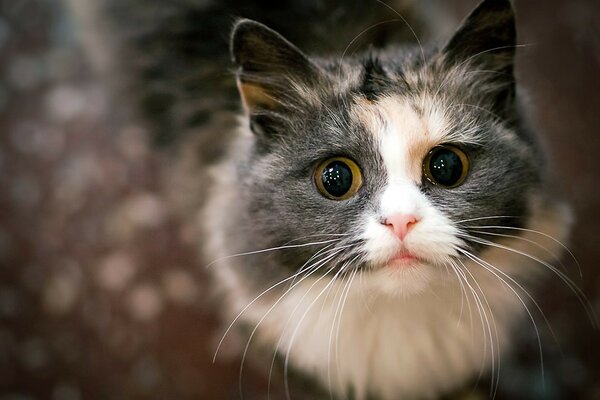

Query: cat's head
[206,0,561,297]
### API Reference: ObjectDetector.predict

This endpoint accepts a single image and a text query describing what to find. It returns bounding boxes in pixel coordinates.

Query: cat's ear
[231,19,322,114]
[442,0,516,113]
[442,0,516,76]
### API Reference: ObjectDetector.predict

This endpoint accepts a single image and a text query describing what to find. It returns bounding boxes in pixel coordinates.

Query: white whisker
[468,229,567,272]
[215,242,343,363]
[463,225,581,278]
[336,19,403,82]
[452,259,498,397]
[432,43,532,101]
[373,0,425,64]
[283,257,357,400]
[454,215,519,224]
[459,235,597,326]
[458,249,546,394]
[330,257,361,399]
[446,261,473,331]
[458,244,559,345]
[206,238,344,268]
[239,248,345,398]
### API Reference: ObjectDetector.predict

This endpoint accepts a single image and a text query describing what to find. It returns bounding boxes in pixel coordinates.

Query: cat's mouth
[386,250,422,268]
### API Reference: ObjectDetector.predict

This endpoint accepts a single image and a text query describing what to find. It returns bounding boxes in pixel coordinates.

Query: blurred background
[0,0,599,399]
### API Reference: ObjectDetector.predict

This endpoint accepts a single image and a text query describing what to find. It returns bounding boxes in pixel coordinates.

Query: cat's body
[75,0,573,398]
[202,2,571,398]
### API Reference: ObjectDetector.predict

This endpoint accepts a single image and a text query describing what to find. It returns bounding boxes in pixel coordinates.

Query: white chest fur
[246,264,521,400]
[206,159,571,399]
[215,201,570,400]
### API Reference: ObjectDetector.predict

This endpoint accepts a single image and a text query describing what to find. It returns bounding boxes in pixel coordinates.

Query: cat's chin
[363,261,437,297]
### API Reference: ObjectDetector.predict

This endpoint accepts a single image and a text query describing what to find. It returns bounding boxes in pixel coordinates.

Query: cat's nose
[383,214,419,240]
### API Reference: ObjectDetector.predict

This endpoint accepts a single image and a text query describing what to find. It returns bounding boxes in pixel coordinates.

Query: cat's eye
[423,145,469,188]
[314,157,362,200]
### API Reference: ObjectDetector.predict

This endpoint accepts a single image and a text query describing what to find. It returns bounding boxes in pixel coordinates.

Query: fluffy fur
[73,0,575,398]
[202,1,573,399]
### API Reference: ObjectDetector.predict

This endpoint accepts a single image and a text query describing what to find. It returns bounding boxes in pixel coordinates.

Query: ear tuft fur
[443,0,516,72]
[231,19,321,113]
[442,0,517,114]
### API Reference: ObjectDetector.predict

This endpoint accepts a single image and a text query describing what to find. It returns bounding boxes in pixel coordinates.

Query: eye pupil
[322,161,353,197]
[315,157,362,200]
[425,146,468,187]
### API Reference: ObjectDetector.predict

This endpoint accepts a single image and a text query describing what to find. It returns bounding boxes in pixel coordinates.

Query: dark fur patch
[442,0,516,115]
[100,0,428,145]
[212,0,544,294]
[360,55,390,101]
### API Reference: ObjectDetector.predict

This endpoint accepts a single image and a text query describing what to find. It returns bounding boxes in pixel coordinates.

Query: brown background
[0,0,599,399]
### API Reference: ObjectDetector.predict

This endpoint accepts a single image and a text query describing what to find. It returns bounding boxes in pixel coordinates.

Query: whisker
[432,43,532,101]
[446,261,473,330]
[468,229,568,273]
[282,233,351,245]
[239,248,346,398]
[459,246,558,343]
[289,239,363,287]
[265,244,360,399]
[214,242,342,363]
[373,0,425,65]
[357,268,373,315]
[335,0,425,86]
[324,265,352,400]
[453,259,499,397]
[266,254,340,400]
[330,256,361,399]
[206,238,344,268]
[458,249,547,393]
[462,225,581,278]
[458,235,597,326]
[336,19,404,81]
[288,242,346,288]
[453,215,519,224]
[283,255,357,400]
[325,270,348,400]
[315,244,364,321]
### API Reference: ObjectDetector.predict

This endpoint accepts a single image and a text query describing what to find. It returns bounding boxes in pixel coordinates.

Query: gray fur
[67,0,572,397]
[220,0,540,283]
[202,1,566,397]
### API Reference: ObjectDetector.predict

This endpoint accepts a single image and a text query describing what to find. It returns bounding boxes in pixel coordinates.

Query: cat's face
[209,0,542,297]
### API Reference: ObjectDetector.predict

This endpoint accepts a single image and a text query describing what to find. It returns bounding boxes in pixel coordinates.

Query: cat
[72,0,576,398]
[201,0,574,399]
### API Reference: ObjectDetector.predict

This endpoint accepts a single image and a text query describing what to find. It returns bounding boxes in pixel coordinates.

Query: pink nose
[383,214,418,240]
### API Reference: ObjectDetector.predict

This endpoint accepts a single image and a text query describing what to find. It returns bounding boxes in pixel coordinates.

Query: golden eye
[314,157,363,200]
[423,145,470,188]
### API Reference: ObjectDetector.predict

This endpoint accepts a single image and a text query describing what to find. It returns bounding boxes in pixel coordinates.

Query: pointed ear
[231,19,322,113]
[443,0,516,74]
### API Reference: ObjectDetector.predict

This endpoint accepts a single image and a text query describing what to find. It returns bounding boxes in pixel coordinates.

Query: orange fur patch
[351,95,451,182]
[237,81,278,111]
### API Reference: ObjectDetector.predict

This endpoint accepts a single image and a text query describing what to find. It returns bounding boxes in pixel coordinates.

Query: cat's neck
[244,265,519,400]
[215,198,570,400]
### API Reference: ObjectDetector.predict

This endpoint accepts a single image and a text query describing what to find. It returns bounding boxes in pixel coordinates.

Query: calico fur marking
[202,0,576,399]
[351,95,454,183]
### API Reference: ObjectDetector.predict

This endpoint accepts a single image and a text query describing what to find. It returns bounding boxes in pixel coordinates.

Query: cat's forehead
[349,95,456,183]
